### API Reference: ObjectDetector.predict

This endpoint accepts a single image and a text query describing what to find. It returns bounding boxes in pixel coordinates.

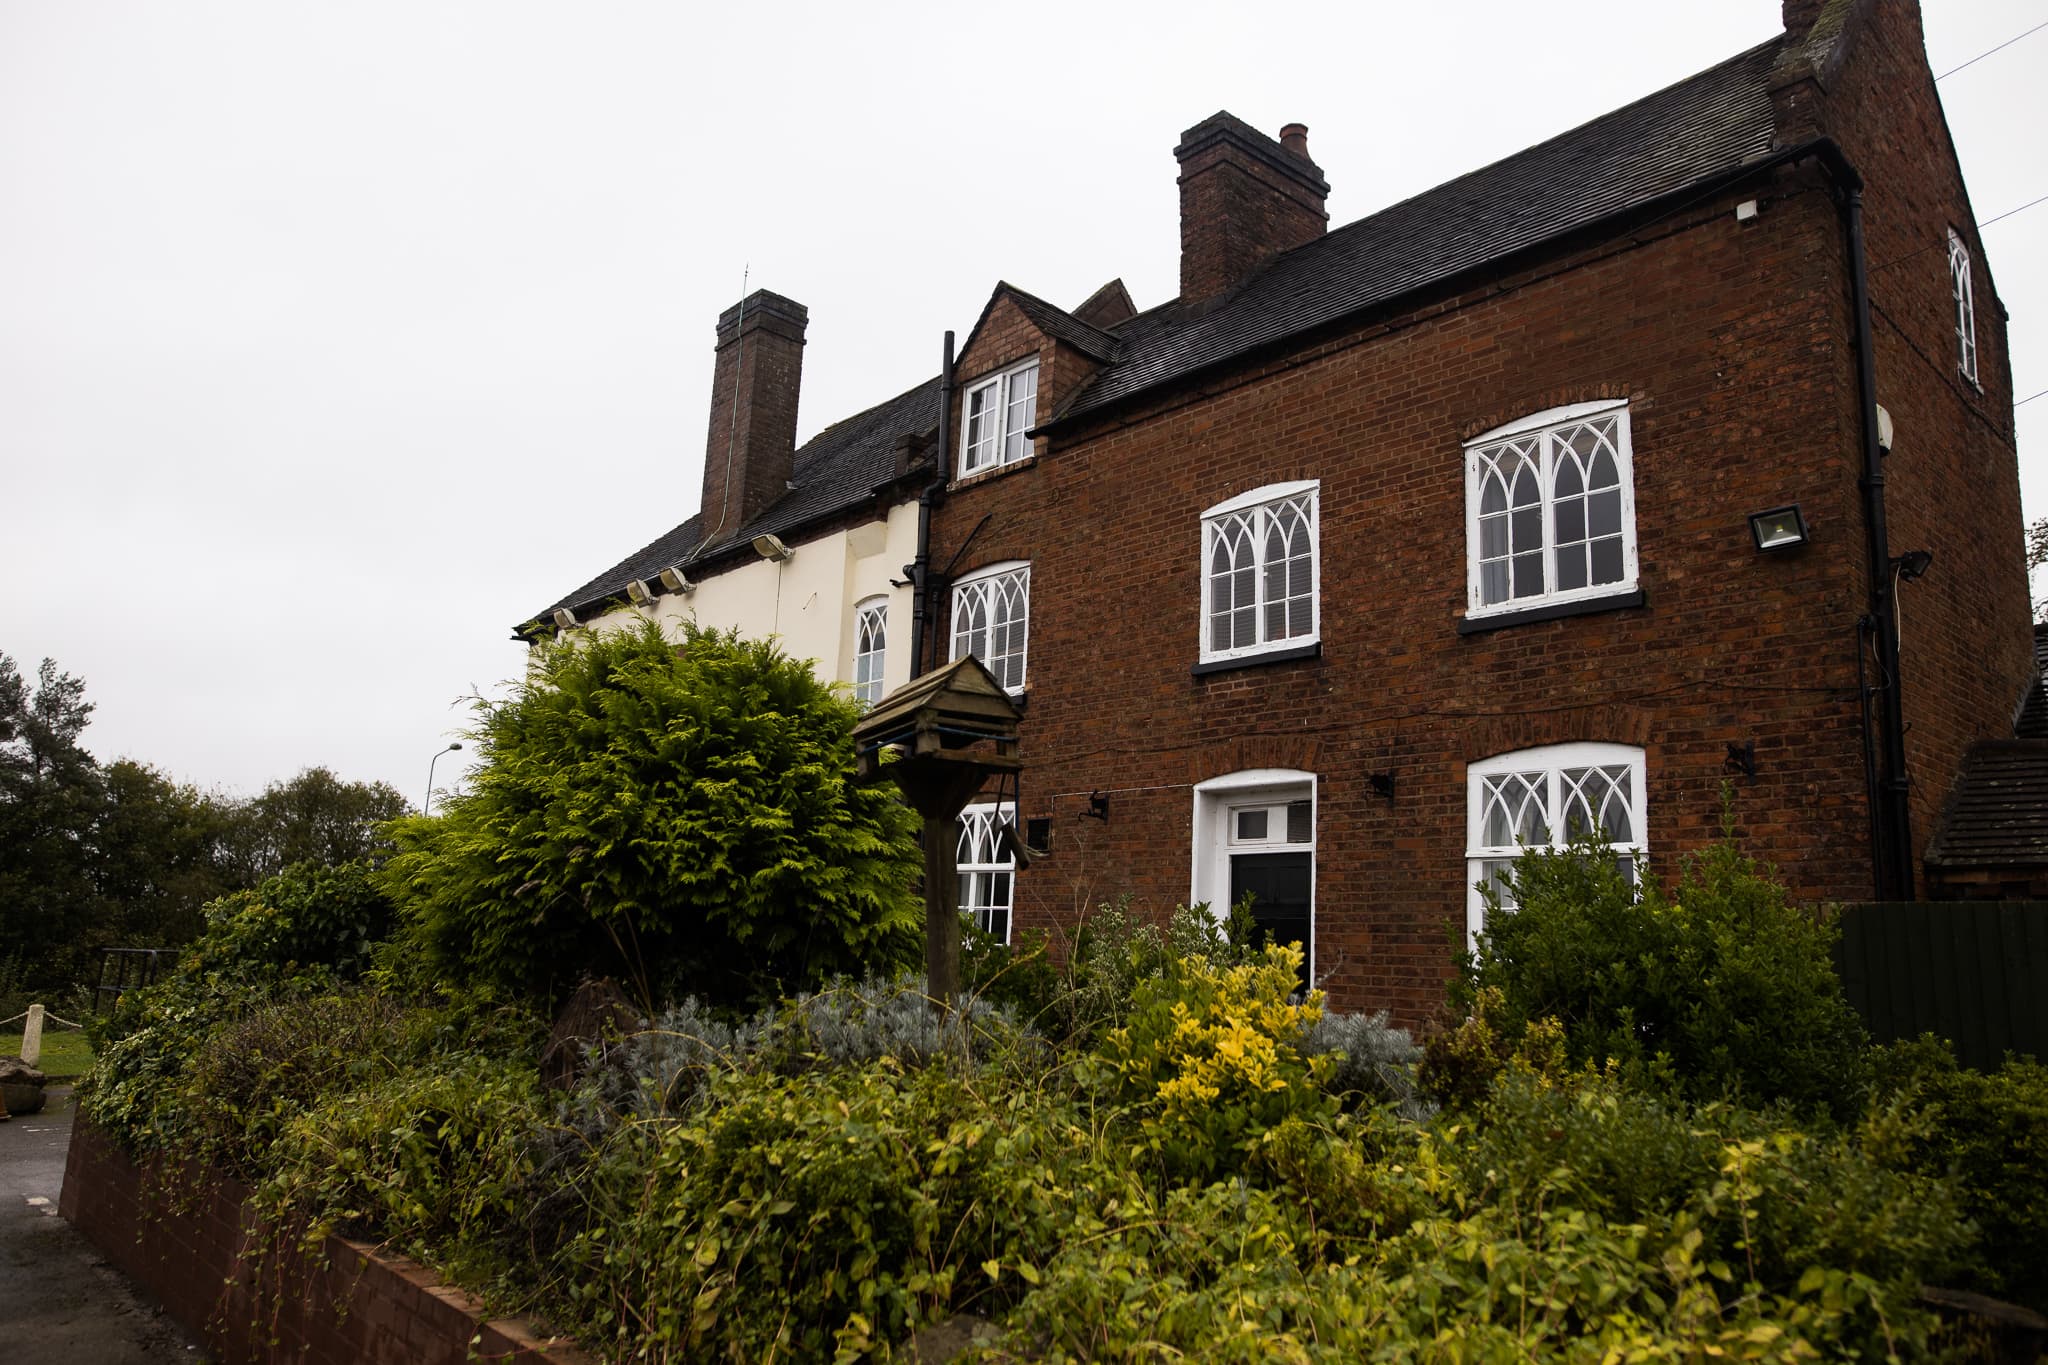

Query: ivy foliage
[1462,835,1867,1116]
[381,621,922,1008]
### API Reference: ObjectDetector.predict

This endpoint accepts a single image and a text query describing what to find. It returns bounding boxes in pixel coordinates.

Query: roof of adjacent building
[2015,623,2048,739]
[527,28,1792,631]
[1925,739,2048,871]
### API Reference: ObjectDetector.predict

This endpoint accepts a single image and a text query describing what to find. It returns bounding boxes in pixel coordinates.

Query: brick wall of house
[59,1121,592,1365]
[1810,0,2036,885]
[933,175,1895,1024]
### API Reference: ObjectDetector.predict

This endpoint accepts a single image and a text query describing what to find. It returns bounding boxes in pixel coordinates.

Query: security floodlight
[551,608,576,631]
[1748,505,1808,552]
[626,579,655,606]
[657,566,695,595]
[752,533,794,563]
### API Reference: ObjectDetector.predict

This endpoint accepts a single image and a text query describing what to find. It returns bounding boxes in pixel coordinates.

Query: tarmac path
[0,1087,205,1363]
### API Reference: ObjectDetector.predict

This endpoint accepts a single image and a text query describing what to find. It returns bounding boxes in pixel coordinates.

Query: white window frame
[1190,768,1316,979]
[1463,399,1638,620]
[1199,480,1320,664]
[851,596,887,708]
[949,561,1030,695]
[959,357,1040,477]
[1949,229,1979,386]
[957,801,1016,943]
[1465,742,1647,947]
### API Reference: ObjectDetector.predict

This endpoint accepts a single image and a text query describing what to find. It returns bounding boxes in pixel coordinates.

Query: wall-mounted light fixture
[626,579,655,606]
[1724,739,1757,780]
[1749,504,1808,552]
[657,566,695,595]
[1891,549,1934,581]
[1085,791,1110,822]
[551,608,577,631]
[752,533,794,562]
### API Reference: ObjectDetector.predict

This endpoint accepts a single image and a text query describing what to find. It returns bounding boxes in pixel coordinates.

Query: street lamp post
[424,742,463,815]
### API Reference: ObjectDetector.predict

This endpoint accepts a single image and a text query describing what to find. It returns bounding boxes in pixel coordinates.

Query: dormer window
[960,358,1039,476]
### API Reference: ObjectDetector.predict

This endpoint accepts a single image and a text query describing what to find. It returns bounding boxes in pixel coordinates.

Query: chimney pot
[1279,123,1310,160]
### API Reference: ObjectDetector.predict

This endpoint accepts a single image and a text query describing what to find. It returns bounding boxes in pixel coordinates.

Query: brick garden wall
[59,1121,592,1365]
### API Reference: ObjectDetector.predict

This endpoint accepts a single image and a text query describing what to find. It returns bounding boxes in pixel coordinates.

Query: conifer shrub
[380,621,923,1009]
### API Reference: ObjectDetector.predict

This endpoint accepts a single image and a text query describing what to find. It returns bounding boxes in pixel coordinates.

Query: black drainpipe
[1813,141,1914,901]
[908,331,955,678]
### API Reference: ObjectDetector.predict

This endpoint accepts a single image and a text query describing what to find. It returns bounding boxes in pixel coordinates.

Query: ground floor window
[1191,769,1315,985]
[957,802,1015,942]
[1466,742,1645,945]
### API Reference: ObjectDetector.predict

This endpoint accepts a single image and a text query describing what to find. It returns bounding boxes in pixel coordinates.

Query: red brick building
[909,0,2034,1019]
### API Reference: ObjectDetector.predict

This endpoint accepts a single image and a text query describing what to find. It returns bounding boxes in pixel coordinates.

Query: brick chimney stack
[1782,0,1823,37]
[1175,113,1329,307]
[700,289,807,546]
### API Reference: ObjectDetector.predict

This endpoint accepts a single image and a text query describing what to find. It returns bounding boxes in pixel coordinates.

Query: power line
[1937,19,2048,80]
[2017,387,2048,409]
[1869,191,2048,274]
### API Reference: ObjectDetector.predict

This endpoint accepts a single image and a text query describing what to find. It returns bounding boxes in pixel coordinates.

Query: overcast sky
[3,1,2042,806]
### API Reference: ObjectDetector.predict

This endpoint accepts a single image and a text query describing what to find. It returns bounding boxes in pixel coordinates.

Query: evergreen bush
[1464,833,1867,1115]
[380,621,923,1008]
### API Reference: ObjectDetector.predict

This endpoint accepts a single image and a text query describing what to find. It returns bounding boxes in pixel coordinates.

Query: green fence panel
[1836,901,2048,1071]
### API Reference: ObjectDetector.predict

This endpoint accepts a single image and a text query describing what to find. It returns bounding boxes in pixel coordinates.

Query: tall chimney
[700,288,807,546]
[1175,113,1329,307]
[1781,0,1825,38]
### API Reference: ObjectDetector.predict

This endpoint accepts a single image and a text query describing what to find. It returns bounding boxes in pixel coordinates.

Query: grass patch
[2,1030,95,1079]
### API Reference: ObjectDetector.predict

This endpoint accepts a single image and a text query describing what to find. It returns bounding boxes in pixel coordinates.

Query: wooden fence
[1834,901,2048,1071]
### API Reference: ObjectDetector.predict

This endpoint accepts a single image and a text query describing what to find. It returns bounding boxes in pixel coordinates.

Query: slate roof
[528,29,1794,630]
[528,376,939,627]
[1053,36,1787,424]
[1925,740,2048,871]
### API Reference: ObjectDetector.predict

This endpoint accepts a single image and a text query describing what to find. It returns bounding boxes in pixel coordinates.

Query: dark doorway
[1230,850,1311,988]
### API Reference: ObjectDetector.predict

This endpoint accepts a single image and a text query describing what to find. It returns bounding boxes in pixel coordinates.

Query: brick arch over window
[1459,383,1636,444]
[1188,735,1323,787]
[1461,703,1653,762]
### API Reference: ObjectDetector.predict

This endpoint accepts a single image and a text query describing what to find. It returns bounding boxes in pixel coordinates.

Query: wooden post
[21,1004,43,1067]
[922,815,963,1007]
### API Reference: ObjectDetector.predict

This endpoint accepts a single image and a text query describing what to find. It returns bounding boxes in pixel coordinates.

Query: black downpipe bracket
[908,332,955,678]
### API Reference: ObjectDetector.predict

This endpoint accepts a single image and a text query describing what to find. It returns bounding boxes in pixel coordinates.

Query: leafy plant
[1463,832,1867,1115]
[1092,943,1334,1182]
[1869,1036,2048,1311]
[381,621,923,1009]
[182,859,395,983]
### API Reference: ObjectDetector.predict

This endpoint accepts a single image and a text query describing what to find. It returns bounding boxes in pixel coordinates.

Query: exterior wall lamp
[1891,549,1933,581]
[752,533,794,562]
[1749,504,1808,551]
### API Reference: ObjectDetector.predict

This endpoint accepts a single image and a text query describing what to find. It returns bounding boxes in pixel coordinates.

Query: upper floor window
[1465,400,1637,619]
[960,358,1039,476]
[852,597,887,708]
[950,561,1030,694]
[1949,229,1979,385]
[1200,481,1319,663]
[957,801,1017,942]
[1465,742,1646,945]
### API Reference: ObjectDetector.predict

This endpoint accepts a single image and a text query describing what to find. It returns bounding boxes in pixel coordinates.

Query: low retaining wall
[60,1120,595,1365]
